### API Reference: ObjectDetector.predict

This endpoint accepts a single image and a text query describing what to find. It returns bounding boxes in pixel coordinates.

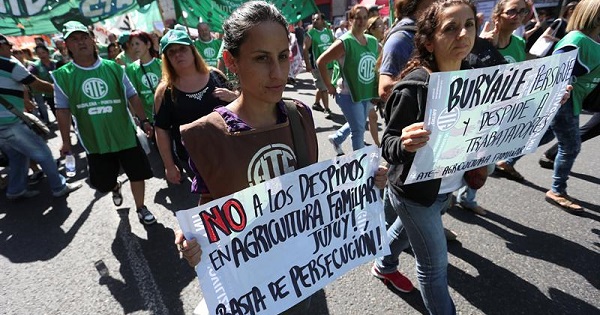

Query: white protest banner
[177,145,389,315]
[404,50,577,184]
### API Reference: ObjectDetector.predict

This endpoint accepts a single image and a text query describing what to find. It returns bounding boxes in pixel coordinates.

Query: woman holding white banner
[381,1,479,313]
[173,1,389,314]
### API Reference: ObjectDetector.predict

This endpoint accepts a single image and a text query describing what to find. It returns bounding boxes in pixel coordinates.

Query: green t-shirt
[52,59,137,154]
[307,27,335,69]
[555,31,600,115]
[125,58,162,122]
[498,35,526,63]
[115,51,135,66]
[339,33,379,102]
[194,38,222,67]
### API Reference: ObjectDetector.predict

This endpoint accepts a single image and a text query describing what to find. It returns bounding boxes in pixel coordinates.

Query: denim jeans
[549,100,580,194]
[330,93,369,151]
[0,121,66,196]
[456,164,495,207]
[374,189,411,273]
[33,94,49,124]
[388,189,456,315]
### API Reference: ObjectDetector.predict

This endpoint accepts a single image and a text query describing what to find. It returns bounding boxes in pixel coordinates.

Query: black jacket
[381,67,442,206]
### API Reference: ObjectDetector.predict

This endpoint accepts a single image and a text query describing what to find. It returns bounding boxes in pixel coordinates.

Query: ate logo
[247,144,295,186]
[358,54,376,84]
[203,47,217,58]
[320,33,331,44]
[82,78,109,100]
[142,73,160,89]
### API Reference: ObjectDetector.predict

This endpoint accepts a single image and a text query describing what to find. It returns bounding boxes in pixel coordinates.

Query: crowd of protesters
[1,0,598,314]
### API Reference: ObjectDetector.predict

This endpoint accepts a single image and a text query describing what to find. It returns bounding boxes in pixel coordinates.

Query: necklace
[185,86,209,101]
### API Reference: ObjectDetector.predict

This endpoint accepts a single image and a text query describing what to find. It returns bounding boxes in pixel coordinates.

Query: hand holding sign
[402,122,431,152]
[175,230,202,267]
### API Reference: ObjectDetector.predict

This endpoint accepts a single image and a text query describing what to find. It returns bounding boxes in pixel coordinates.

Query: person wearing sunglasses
[480,0,530,64]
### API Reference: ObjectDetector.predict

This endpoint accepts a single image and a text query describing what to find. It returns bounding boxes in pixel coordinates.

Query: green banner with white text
[0,0,153,36]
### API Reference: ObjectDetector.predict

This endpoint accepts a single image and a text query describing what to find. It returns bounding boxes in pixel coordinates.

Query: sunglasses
[503,8,530,17]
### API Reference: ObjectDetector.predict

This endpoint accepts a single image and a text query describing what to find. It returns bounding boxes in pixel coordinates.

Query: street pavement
[1,72,599,315]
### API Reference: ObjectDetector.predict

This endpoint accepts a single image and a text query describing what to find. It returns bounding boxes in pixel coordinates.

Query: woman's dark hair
[394,0,422,19]
[129,31,159,58]
[400,0,477,78]
[222,1,289,57]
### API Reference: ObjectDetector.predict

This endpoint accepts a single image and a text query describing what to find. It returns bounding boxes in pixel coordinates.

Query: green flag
[174,0,318,31]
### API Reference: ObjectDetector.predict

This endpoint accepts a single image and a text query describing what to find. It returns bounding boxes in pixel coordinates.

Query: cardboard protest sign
[405,50,577,184]
[177,146,389,315]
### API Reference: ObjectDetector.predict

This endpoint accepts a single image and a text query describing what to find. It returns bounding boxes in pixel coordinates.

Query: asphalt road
[1,72,599,315]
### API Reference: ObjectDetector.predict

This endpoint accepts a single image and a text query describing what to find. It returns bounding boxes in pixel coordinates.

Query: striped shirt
[0,56,35,125]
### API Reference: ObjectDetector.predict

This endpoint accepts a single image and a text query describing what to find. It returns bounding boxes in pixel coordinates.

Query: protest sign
[404,50,577,185]
[177,146,389,315]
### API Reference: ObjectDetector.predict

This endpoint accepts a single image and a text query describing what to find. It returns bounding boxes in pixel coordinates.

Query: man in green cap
[52,21,157,225]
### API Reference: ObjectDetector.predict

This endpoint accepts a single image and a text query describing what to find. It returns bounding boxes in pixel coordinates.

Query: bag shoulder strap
[283,98,310,168]
[0,95,35,127]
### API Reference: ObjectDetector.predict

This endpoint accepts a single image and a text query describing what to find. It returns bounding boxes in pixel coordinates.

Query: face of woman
[229,21,290,106]
[427,4,476,69]
[166,44,195,71]
[351,8,369,33]
[369,18,385,40]
[497,0,528,32]
[108,46,120,59]
[130,37,151,59]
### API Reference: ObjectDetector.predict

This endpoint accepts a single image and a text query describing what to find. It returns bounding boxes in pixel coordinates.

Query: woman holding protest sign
[381,1,478,313]
[174,1,389,313]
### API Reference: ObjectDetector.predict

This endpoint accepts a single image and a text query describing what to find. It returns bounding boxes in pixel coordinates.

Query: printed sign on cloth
[177,146,389,315]
[405,50,577,184]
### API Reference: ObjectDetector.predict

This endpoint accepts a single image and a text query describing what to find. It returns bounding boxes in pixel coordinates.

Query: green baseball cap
[62,21,88,39]
[160,29,193,54]
[117,32,130,45]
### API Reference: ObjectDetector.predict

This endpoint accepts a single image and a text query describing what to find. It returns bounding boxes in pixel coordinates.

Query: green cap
[160,29,192,54]
[62,21,88,39]
[117,32,130,45]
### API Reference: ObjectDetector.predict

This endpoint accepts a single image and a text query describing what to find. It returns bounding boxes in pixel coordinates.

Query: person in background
[115,32,138,66]
[318,5,380,155]
[480,0,528,64]
[153,30,236,185]
[174,4,390,315]
[365,15,385,147]
[28,45,57,125]
[382,1,478,312]
[541,0,599,213]
[125,31,161,126]
[294,20,305,57]
[107,42,121,60]
[368,5,382,18]
[52,21,156,225]
[523,8,554,51]
[51,37,71,67]
[194,22,222,67]
[303,12,335,118]
[481,0,530,180]
[0,34,81,200]
[378,0,436,102]
[533,1,578,57]
[335,19,349,38]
